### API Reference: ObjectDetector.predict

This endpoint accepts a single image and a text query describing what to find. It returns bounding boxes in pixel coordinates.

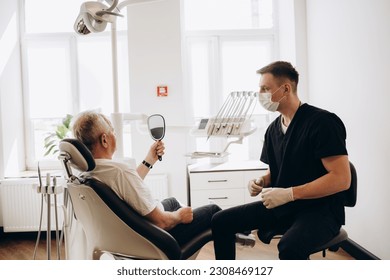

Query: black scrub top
[260,103,348,224]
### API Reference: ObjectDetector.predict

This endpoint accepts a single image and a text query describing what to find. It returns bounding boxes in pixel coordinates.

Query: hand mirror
[147,114,165,161]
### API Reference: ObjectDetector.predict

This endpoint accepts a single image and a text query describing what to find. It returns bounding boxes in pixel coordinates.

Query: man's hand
[260,187,294,209]
[145,141,165,164]
[177,207,193,224]
[248,177,264,197]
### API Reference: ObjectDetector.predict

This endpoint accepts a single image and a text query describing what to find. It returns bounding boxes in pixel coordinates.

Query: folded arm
[292,155,351,200]
[145,206,193,231]
[260,155,351,209]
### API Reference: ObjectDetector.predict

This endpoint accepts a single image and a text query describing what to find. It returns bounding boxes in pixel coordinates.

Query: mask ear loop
[271,84,288,103]
[270,84,284,96]
[271,85,288,103]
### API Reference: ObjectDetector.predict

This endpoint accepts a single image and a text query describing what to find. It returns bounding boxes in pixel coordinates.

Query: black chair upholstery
[257,161,357,258]
[59,138,212,260]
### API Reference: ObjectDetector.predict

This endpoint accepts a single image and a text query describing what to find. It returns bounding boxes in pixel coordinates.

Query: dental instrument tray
[188,91,258,158]
[190,91,258,137]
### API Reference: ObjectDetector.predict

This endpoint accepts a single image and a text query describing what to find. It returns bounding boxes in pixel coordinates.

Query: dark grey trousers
[211,201,341,260]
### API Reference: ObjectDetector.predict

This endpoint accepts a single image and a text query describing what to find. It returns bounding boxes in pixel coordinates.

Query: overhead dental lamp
[74,1,123,35]
[74,0,162,159]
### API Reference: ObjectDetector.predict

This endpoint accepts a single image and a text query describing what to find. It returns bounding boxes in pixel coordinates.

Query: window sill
[4,169,64,180]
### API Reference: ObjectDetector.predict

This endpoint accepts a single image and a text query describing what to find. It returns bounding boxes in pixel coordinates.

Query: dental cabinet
[188,160,268,209]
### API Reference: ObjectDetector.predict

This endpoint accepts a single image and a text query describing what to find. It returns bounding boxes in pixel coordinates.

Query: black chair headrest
[59,138,96,172]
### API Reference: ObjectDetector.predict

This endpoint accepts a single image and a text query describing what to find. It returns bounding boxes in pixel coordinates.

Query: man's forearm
[136,163,150,180]
[154,211,181,231]
[145,208,181,231]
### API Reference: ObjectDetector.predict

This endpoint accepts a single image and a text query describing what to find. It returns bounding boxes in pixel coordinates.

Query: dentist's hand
[260,187,294,209]
[248,177,264,197]
[145,141,165,164]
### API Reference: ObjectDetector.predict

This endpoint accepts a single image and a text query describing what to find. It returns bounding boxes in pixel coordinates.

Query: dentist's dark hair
[257,61,299,92]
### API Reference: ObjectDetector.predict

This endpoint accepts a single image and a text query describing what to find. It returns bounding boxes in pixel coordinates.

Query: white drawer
[190,172,244,190]
[190,188,245,208]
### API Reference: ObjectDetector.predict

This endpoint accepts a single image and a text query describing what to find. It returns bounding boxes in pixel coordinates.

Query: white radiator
[0,174,168,232]
[0,178,65,233]
[144,174,169,200]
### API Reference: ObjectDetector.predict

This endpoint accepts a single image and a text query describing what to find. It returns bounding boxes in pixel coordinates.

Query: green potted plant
[43,114,73,156]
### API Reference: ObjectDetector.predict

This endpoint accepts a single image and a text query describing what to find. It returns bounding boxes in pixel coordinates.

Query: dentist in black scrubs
[211,61,351,260]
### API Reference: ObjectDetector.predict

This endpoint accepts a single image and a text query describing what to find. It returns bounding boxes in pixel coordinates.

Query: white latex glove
[248,177,264,197]
[260,187,294,209]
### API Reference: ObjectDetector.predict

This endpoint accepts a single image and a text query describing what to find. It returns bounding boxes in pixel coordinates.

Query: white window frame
[19,0,130,170]
[182,1,279,160]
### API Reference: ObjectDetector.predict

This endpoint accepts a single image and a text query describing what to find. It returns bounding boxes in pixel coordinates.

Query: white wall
[0,1,25,178]
[126,0,192,204]
[126,0,191,126]
[0,0,25,226]
[306,0,390,259]
[277,0,309,103]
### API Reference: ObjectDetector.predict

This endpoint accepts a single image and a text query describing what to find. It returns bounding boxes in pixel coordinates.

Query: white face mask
[258,85,286,112]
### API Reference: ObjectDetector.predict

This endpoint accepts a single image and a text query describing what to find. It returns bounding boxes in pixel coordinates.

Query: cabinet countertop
[188,160,268,173]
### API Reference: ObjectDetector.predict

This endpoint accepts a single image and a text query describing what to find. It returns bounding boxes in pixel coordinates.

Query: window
[183,0,277,161]
[21,0,131,168]
[184,0,273,31]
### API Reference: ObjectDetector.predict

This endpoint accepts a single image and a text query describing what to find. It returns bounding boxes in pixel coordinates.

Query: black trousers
[211,201,341,259]
[162,197,221,246]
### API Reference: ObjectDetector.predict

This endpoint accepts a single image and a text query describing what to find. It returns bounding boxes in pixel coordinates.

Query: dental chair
[59,138,212,260]
[257,161,357,259]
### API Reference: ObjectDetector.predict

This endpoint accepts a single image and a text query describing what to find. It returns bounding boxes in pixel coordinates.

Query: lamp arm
[117,0,163,11]
[96,10,124,17]
[105,0,119,12]
[111,21,119,114]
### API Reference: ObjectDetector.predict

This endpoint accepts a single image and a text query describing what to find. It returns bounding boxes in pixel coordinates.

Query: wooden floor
[0,231,66,260]
[0,230,353,260]
[196,239,354,260]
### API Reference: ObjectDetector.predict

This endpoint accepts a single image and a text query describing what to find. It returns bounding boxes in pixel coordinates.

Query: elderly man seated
[71,110,221,246]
